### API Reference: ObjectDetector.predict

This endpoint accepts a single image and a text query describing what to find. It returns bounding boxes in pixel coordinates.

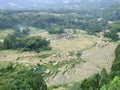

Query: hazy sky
[0,0,119,9]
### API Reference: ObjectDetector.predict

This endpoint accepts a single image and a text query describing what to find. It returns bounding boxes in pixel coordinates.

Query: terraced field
[0,28,118,88]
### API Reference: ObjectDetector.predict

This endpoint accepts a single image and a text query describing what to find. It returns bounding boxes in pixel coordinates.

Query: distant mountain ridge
[0,0,120,10]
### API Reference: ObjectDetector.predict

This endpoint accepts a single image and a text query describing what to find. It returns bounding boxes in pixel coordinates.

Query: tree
[2,33,51,52]
[27,69,47,90]
[115,43,120,57]
[100,68,108,86]
[25,36,50,51]
[0,63,47,90]
[104,30,119,41]
[81,74,101,90]
[3,34,17,49]
[0,42,3,50]
[101,68,107,78]
[108,76,120,90]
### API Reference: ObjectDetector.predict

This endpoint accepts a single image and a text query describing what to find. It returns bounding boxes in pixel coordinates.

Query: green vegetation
[115,44,120,57]
[0,4,120,35]
[47,26,64,34]
[13,26,30,38]
[109,24,120,32]
[104,23,120,41]
[106,76,120,90]
[0,62,47,90]
[0,34,51,52]
[0,8,107,35]
[104,30,119,41]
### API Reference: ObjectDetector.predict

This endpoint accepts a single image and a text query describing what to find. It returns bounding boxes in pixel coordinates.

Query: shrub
[81,74,101,90]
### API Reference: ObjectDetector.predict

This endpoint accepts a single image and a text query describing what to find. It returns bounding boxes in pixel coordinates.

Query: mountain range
[0,0,120,10]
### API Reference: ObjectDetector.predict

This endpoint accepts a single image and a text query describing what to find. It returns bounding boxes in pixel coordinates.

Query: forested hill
[0,0,120,10]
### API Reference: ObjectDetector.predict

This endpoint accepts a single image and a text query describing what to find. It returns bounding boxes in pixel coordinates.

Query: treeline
[0,63,47,90]
[0,8,107,34]
[0,34,51,52]
[0,4,120,35]
[69,44,120,90]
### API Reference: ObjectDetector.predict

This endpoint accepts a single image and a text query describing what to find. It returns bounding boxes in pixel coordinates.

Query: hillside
[0,1,120,90]
[0,28,118,88]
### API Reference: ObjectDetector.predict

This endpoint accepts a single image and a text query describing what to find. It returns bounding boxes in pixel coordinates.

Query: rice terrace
[0,0,120,90]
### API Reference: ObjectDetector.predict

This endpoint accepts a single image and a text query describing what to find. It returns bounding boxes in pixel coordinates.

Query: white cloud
[8,2,17,7]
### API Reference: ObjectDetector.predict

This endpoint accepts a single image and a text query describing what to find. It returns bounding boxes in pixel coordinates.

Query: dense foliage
[1,34,51,52]
[104,23,120,41]
[0,9,107,34]
[0,62,47,90]
[0,4,120,35]
[104,30,119,41]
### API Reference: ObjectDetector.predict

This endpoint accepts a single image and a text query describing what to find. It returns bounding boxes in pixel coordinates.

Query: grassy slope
[0,28,118,89]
